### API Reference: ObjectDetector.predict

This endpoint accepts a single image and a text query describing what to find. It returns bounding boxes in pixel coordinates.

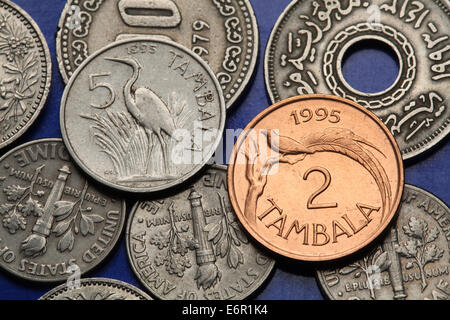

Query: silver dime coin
[60,38,225,193]
[0,1,51,149]
[40,277,152,300]
[317,184,449,300]
[265,0,450,160]
[0,139,126,283]
[56,0,258,109]
[126,165,275,300]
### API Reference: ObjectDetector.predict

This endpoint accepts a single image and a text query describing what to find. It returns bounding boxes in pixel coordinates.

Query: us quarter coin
[56,0,258,109]
[0,1,51,149]
[265,0,450,160]
[126,165,275,300]
[317,184,449,300]
[40,277,152,300]
[60,38,225,193]
[0,139,126,283]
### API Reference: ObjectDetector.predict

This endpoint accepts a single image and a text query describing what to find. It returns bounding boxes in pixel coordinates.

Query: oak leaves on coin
[1,165,45,234]
[150,203,196,277]
[150,194,249,279]
[396,216,444,291]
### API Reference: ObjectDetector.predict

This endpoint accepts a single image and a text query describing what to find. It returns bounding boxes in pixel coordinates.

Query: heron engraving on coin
[105,57,179,175]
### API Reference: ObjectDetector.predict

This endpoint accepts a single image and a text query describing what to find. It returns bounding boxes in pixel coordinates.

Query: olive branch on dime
[242,128,391,225]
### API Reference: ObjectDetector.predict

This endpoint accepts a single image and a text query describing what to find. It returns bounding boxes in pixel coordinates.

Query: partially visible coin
[317,184,449,300]
[228,94,404,261]
[60,38,225,193]
[40,277,152,300]
[0,1,51,149]
[265,0,450,159]
[56,0,258,109]
[0,139,126,282]
[126,165,275,300]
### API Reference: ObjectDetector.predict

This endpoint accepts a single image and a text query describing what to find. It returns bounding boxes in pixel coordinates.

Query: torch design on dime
[21,166,71,257]
[126,165,275,300]
[188,188,221,289]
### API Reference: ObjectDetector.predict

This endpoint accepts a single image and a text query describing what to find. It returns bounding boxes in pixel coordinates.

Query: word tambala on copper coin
[228,94,404,261]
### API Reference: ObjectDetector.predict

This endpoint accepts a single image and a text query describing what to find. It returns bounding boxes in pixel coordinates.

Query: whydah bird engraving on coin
[40,278,152,300]
[228,95,404,261]
[126,165,274,300]
[0,139,126,282]
[317,185,449,300]
[265,0,450,159]
[56,0,258,109]
[60,38,225,193]
[0,1,51,149]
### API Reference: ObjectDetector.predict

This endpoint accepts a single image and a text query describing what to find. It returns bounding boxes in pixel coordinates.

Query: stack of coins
[0,0,447,301]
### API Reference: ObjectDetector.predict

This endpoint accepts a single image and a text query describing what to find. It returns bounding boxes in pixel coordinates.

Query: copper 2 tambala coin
[227,94,404,261]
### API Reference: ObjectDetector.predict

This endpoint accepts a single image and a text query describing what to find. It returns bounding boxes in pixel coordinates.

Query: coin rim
[39,277,152,300]
[263,0,450,160]
[0,1,52,150]
[315,183,450,299]
[0,138,127,283]
[59,37,226,193]
[55,0,259,110]
[125,164,276,300]
[227,94,405,261]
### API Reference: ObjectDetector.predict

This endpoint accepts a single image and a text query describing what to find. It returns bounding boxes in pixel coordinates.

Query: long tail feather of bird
[302,128,392,224]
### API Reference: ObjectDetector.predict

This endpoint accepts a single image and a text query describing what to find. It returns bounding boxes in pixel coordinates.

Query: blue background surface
[0,0,448,300]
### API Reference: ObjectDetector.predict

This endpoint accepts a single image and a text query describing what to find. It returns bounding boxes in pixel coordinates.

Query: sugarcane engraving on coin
[1,165,104,257]
[243,128,391,232]
[149,189,248,290]
[81,55,194,181]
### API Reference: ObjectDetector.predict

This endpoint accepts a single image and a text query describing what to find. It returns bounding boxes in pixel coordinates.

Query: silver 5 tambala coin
[317,184,449,300]
[56,0,258,109]
[0,139,126,283]
[40,278,152,300]
[265,0,449,160]
[60,38,225,193]
[126,165,275,300]
[0,1,51,149]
